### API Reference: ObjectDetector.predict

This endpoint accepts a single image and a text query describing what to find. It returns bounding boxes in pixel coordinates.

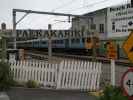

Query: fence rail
[9,59,102,91]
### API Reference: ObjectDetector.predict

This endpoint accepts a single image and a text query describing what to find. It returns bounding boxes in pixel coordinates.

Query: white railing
[9,59,102,91]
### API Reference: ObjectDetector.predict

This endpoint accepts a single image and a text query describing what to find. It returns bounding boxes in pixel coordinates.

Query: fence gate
[56,60,102,91]
[9,59,102,91]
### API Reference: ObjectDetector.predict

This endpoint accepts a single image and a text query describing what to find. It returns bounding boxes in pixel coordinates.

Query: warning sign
[107,40,117,60]
[123,32,133,63]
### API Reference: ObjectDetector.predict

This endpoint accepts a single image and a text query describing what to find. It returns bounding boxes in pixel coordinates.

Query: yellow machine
[85,37,93,49]
[85,36,100,49]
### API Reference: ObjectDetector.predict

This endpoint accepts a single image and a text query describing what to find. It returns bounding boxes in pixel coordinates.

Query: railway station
[0,0,133,100]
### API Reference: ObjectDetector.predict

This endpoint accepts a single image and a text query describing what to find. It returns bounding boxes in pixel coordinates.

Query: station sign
[107,4,133,37]
[107,40,117,59]
[121,68,133,99]
[123,32,133,63]
[16,30,86,40]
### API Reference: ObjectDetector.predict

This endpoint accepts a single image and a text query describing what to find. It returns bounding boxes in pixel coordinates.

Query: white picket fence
[9,60,58,86]
[9,59,102,91]
[57,60,102,90]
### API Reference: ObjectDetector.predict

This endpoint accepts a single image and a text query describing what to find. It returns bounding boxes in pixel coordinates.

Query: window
[112,22,115,31]
[81,26,85,32]
[42,41,46,44]
[71,39,75,43]
[90,24,96,30]
[59,40,63,44]
[65,39,69,42]
[56,40,63,44]
[99,24,104,33]
[82,38,85,43]
[71,39,80,43]
[76,39,80,43]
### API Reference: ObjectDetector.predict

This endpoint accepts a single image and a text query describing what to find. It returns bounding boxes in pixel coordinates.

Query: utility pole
[48,24,52,61]
[13,10,16,49]
[0,23,7,62]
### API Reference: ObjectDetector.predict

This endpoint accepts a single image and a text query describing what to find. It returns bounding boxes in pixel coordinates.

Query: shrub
[98,85,128,100]
[11,80,25,87]
[26,80,38,88]
[0,62,14,91]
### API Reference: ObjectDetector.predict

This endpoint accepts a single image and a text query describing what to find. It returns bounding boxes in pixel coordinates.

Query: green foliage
[98,85,128,100]
[26,80,38,88]
[11,80,25,87]
[0,62,14,91]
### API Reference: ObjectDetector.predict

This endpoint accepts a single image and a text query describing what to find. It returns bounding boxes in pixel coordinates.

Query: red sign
[121,68,133,100]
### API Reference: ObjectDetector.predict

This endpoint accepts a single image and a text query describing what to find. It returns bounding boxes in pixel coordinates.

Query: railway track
[25,50,133,66]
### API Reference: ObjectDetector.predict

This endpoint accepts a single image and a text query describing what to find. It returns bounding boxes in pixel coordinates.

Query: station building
[72,3,133,39]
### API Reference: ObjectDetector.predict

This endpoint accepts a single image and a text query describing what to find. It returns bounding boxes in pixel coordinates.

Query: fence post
[48,24,52,61]
[56,60,64,89]
[111,59,115,86]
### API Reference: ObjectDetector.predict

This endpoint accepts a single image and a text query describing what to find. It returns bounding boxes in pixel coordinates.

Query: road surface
[7,88,96,100]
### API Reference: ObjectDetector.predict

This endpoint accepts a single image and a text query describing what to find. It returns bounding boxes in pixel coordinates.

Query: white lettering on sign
[16,30,88,40]
[107,4,133,37]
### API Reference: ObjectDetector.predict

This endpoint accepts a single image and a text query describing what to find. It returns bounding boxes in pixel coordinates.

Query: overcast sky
[0,0,129,29]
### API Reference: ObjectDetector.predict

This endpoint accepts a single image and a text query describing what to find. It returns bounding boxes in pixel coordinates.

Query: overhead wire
[19,0,125,29]
[51,0,125,29]
[51,0,110,29]
[65,0,110,13]
[22,0,78,29]
[51,0,78,12]
[47,0,80,27]
[47,0,110,27]
[16,0,80,29]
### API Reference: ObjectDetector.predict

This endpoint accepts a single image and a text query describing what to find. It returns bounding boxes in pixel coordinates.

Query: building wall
[72,17,89,31]
[71,8,107,40]
[92,9,107,39]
